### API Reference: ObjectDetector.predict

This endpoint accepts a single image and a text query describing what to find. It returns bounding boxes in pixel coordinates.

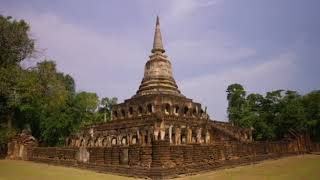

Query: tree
[0,15,121,147]
[0,15,35,67]
[226,83,246,126]
[73,91,100,126]
[302,91,320,141]
[225,83,320,141]
[100,97,118,122]
[9,61,72,145]
[0,15,35,148]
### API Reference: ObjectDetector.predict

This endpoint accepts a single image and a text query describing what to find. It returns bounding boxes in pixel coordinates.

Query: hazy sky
[1,0,319,121]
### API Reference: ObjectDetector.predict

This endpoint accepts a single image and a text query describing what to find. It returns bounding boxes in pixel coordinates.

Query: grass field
[0,155,319,180]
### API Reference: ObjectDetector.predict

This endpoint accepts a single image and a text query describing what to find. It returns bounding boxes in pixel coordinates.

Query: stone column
[196,128,202,143]
[169,125,173,144]
[107,136,111,147]
[175,128,181,145]
[140,131,146,145]
[128,134,132,145]
[187,127,192,144]
[159,121,166,140]
[137,130,141,144]
[153,128,159,141]
[205,131,210,144]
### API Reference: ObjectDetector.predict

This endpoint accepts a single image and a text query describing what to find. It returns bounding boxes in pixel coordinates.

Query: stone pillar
[159,121,166,140]
[117,135,122,145]
[76,147,90,163]
[196,128,202,143]
[153,128,159,141]
[169,125,173,144]
[187,127,192,144]
[205,131,210,144]
[140,131,145,145]
[128,134,132,145]
[175,128,181,145]
[107,136,111,147]
[137,130,141,144]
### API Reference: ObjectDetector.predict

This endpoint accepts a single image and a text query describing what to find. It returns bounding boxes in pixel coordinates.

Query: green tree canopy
[226,83,320,141]
[0,15,35,149]
[0,15,34,67]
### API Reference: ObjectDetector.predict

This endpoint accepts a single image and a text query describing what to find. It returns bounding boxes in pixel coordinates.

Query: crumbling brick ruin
[7,129,38,160]
[8,17,320,179]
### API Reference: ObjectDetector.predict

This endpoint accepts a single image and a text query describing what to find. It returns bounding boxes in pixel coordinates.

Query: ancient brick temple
[69,16,253,150]
[23,17,318,179]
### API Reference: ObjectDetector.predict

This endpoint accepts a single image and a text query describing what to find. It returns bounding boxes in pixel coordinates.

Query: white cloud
[180,52,298,121]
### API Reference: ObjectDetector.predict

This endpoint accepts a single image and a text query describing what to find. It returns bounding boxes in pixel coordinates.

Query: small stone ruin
[7,129,38,160]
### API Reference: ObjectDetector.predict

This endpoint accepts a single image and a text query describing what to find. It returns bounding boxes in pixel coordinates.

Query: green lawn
[0,160,135,180]
[179,154,320,180]
[0,155,319,180]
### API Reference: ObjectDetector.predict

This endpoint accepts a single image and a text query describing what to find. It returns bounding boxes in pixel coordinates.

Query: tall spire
[135,16,183,97]
[152,16,165,53]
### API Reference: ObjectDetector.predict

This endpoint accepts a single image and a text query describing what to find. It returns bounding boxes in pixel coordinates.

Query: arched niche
[184,106,189,115]
[111,137,117,145]
[128,107,133,116]
[164,103,170,115]
[147,103,154,114]
[131,135,138,145]
[121,137,127,145]
[121,109,126,118]
[102,137,109,147]
[87,139,94,147]
[94,137,100,147]
[138,106,143,116]
[181,135,186,144]
[80,139,85,147]
[173,105,179,115]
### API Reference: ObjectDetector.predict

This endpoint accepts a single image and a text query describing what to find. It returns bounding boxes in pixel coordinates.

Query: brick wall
[28,138,316,179]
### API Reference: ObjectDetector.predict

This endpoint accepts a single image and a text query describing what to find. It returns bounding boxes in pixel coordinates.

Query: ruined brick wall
[7,131,38,160]
[31,147,77,161]
[28,138,315,179]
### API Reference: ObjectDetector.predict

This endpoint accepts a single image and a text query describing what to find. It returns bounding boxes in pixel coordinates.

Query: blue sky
[1,0,319,121]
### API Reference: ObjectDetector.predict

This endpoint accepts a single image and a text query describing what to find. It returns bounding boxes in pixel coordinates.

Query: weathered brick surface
[111,146,120,165]
[28,138,318,179]
[104,148,111,165]
[128,145,140,166]
[140,145,152,167]
[152,140,171,168]
[88,147,104,164]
